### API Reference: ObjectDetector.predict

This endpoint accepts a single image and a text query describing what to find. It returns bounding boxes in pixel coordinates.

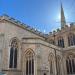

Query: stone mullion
[31,56,32,75]
[72,58,75,74]
[50,62,51,74]
[60,61,62,75]
[72,36,74,45]
[25,58,27,75]
[26,57,29,75]
[32,56,34,75]
[13,47,15,68]
[50,61,51,74]
[72,58,74,74]
[58,61,60,75]
[59,61,60,75]
[69,59,72,74]
[50,61,53,75]
[68,59,70,74]
[71,58,73,74]
[69,39,71,46]
[32,57,36,75]
[57,60,59,75]
[74,58,75,73]
[28,57,29,75]
[52,61,54,75]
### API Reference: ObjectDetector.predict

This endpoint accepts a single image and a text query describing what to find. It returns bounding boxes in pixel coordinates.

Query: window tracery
[9,38,18,68]
[58,37,64,48]
[25,49,34,75]
[66,54,75,74]
[68,33,75,46]
[48,53,54,75]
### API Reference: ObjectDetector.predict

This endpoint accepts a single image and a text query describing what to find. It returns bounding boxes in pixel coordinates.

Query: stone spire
[61,3,66,28]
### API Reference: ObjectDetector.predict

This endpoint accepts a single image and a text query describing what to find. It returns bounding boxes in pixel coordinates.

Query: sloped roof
[0,14,48,39]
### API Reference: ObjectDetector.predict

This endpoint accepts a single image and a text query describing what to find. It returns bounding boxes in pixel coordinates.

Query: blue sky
[0,0,75,33]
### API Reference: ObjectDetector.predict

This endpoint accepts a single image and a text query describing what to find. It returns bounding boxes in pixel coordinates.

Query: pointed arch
[24,48,35,75]
[68,33,75,46]
[48,53,54,61]
[56,55,61,62]
[9,37,20,46]
[57,36,64,48]
[48,53,54,75]
[66,52,75,74]
[24,48,35,56]
[56,55,62,75]
[9,37,20,68]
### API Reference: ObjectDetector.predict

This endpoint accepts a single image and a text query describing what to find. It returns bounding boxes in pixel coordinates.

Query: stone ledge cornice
[22,38,61,51]
[0,14,48,39]
[2,69,22,72]
[63,46,75,51]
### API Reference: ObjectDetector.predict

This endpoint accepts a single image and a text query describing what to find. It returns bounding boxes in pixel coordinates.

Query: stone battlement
[49,23,75,36]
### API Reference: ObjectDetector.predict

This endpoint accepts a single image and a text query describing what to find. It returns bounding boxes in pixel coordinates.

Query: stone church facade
[0,5,75,75]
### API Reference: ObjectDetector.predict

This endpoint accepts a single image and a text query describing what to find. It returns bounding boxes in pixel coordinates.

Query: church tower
[61,3,66,28]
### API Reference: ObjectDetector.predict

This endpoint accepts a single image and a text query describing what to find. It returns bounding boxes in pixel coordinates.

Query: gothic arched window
[48,53,54,75]
[50,61,53,74]
[66,54,75,74]
[68,34,75,46]
[56,56,62,75]
[58,37,64,48]
[9,38,18,68]
[25,49,34,75]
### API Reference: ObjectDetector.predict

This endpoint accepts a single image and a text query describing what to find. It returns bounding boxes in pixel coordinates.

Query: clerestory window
[58,37,64,48]
[68,34,75,46]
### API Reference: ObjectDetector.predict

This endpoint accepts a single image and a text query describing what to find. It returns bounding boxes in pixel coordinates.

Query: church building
[0,4,75,75]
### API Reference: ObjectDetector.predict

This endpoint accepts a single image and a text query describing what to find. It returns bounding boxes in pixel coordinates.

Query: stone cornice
[49,24,75,37]
[22,37,61,51]
[0,14,48,39]
[63,46,75,51]
[2,69,22,72]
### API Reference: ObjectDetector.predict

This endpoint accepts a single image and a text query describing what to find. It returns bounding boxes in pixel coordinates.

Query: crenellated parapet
[49,24,75,37]
[48,23,75,47]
